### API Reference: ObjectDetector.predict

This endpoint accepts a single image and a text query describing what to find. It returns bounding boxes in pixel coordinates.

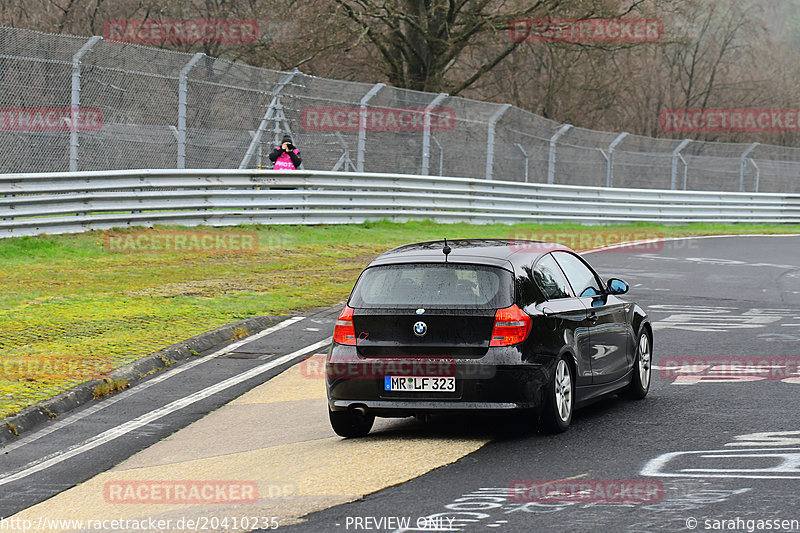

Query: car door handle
[588,313,598,325]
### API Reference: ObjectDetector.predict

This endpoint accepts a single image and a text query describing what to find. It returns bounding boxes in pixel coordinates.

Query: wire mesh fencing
[2,26,800,193]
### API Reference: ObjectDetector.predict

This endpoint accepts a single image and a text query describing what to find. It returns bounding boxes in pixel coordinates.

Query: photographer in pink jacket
[268,134,302,170]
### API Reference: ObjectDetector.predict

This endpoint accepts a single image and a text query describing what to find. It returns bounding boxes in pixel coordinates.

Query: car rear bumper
[326,347,554,416]
[330,399,519,417]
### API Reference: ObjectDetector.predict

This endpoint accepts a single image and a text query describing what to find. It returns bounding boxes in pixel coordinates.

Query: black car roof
[367,239,574,270]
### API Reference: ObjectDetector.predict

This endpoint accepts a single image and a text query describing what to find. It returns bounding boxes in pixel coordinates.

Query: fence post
[239,69,299,169]
[751,159,761,192]
[606,132,629,188]
[432,136,443,176]
[422,93,448,175]
[515,143,529,183]
[680,153,689,190]
[356,83,384,173]
[176,53,205,169]
[70,36,102,172]
[739,142,760,192]
[485,104,511,180]
[547,124,572,185]
[671,139,692,190]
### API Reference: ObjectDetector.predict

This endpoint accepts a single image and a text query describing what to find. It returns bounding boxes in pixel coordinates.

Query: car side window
[533,254,573,300]
[551,251,602,298]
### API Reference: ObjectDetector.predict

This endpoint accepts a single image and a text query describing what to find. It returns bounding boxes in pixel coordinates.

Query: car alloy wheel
[638,332,651,390]
[543,356,573,433]
[622,329,652,400]
[554,359,573,423]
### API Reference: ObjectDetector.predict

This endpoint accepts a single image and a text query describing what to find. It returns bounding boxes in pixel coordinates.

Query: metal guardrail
[2,169,799,238]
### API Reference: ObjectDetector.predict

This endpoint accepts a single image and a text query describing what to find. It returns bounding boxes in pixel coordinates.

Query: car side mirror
[606,278,629,295]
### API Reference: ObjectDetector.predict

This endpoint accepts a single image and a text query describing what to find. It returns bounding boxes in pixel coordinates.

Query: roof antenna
[443,238,451,262]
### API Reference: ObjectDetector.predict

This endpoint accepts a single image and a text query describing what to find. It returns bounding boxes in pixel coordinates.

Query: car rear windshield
[349,263,514,309]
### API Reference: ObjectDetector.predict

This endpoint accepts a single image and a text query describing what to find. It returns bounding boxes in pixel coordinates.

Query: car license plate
[384,376,455,392]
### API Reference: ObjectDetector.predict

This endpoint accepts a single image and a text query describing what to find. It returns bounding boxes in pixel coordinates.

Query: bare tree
[327,0,651,94]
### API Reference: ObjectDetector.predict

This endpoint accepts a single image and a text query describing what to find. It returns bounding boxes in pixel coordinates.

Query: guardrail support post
[356,83,384,173]
[606,132,629,188]
[671,139,692,190]
[515,143,529,183]
[739,142,760,192]
[422,93,448,175]
[548,124,572,185]
[239,69,299,169]
[485,104,511,180]
[177,53,205,169]
[70,36,102,172]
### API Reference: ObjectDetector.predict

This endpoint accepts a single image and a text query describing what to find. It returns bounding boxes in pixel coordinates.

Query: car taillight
[490,304,532,346]
[333,305,357,345]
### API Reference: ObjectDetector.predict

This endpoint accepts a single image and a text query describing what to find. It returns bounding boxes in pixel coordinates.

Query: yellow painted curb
[10,354,489,532]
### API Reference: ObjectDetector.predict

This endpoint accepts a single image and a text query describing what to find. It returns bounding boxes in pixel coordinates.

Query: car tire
[621,329,652,400]
[542,356,574,433]
[329,407,375,438]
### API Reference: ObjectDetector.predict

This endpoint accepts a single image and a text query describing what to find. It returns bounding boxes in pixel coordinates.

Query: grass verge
[1,220,798,418]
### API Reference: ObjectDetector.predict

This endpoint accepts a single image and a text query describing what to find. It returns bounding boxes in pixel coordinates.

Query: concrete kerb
[0,313,292,444]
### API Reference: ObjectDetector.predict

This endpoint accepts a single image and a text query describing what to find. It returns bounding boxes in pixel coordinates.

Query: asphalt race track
[2,235,799,533]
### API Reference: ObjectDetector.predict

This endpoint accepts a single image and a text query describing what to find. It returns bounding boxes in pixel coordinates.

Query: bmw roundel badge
[413,321,427,337]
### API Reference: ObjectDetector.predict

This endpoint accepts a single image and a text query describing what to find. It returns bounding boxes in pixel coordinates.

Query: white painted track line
[0,316,307,455]
[0,336,331,487]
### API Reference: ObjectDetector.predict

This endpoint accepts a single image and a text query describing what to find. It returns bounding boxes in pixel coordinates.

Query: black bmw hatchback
[326,239,652,437]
